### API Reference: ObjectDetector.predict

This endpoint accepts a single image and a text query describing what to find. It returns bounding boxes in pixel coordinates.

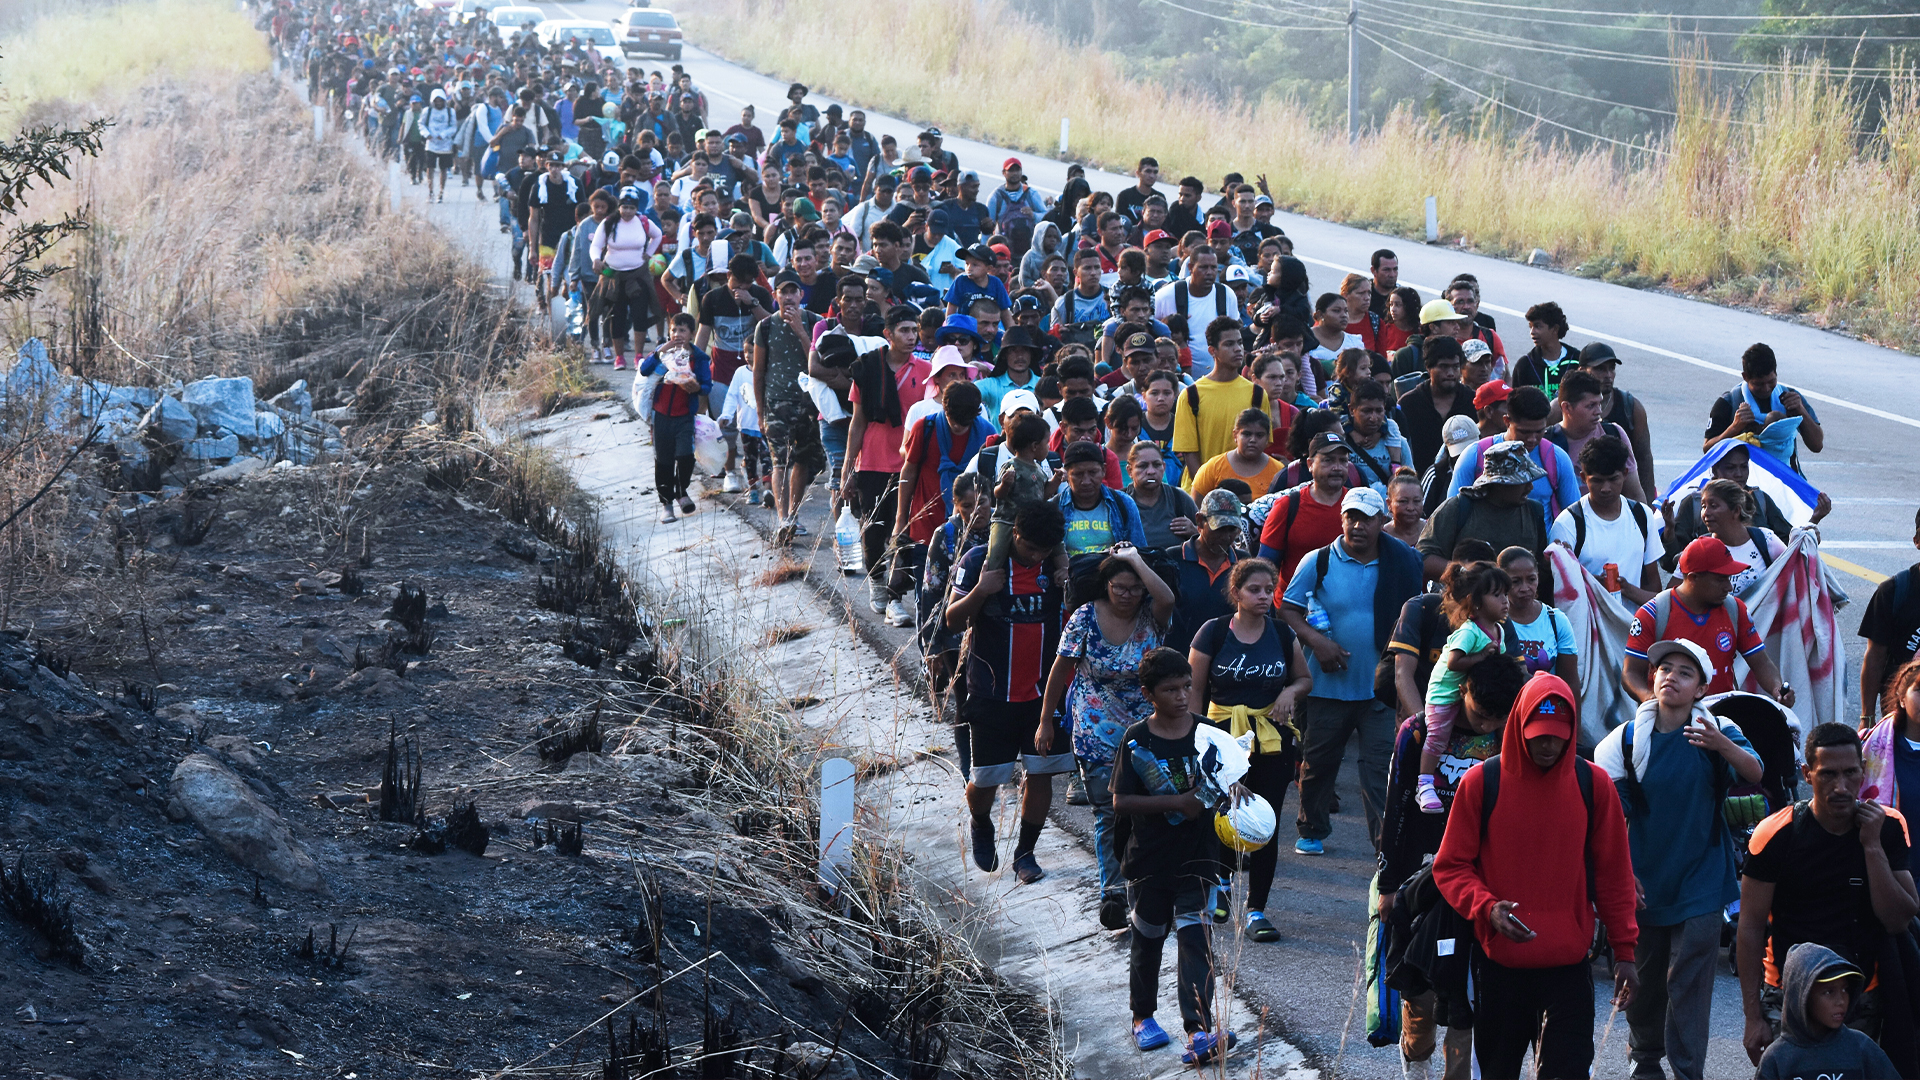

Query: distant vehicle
[447,0,493,23]
[413,0,455,9]
[484,3,545,30]
[613,9,681,60]
[534,20,629,70]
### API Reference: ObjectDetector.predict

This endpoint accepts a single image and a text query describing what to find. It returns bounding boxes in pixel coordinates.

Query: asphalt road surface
[448,10,1920,1074]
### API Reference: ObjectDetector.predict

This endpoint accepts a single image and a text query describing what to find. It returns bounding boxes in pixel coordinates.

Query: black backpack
[1567,499,1651,557]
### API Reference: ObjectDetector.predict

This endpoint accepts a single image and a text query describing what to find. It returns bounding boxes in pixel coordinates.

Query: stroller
[1705,691,1805,969]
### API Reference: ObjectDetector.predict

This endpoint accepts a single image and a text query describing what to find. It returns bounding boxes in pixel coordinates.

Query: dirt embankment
[0,61,1054,1080]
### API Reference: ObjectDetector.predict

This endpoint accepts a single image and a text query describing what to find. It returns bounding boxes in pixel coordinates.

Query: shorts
[763,396,826,474]
[964,696,1074,787]
[429,151,454,170]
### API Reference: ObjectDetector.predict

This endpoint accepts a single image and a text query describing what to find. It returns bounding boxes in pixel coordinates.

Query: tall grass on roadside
[684,0,1920,348]
[0,0,267,129]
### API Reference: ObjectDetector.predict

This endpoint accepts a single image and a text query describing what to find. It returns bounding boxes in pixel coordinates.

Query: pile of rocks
[1,339,347,486]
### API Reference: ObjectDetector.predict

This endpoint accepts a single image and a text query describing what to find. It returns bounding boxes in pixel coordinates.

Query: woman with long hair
[592,186,665,367]
[1380,286,1423,356]
[1862,657,1920,824]
[1306,292,1364,396]
[1680,478,1783,595]
[1340,273,1377,353]
[1189,557,1312,939]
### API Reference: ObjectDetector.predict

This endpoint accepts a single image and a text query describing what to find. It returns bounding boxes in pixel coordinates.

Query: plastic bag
[632,369,662,421]
[692,414,727,476]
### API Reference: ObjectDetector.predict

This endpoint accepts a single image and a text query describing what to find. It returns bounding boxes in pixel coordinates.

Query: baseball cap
[958,169,980,185]
[1307,431,1350,458]
[545,150,564,163]
[1520,696,1573,742]
[1198,489,1247,531]
[1677,536,1750,578]
[1647,639,1713,682]
[1206,220,1232,239]
[601,150,621,170]
[1002,156,1022,172]
[922,126,943,140]
[999,388,1042,419]
[1142,229,1175,247]
[1580,341,1622,367]
[990,242,1011,261]
[1460,338,1493,364]
[729,210,754,231]
[1473,380,1512,409]
[1254,194,1274,207]
[792,197,822,221]
[908,164,933,183]
[726,132,746,145]
[961,243,994,264]
[1419,299,1465,325]
[1440,415,1481,457]
[1223,265,1254,284]
[928,208,951,228]
[774,277,803,293]
[1122,332,1156,356]
[1341,488,1387,518]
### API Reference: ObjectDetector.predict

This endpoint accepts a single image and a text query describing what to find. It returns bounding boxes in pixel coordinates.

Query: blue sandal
[1181,1029,1239,1065]
[1133,1017,1170,1051]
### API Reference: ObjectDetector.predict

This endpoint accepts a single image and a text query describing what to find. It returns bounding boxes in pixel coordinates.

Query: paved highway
[481,10,1919,1074]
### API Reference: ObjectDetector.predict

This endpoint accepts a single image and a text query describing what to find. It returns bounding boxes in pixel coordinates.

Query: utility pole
[1347,0,1359,144]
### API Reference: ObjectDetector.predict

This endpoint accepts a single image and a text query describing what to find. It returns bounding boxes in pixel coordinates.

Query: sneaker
[869,596,889,615]
[747,487,763,507]
[677,496,696,515]
[659,505,677,523]
[1416,775,1443,814]
[1401,1053,1432,1080]
[722,470,746,493]
[884,598,913,627]
[1208,880,1231,923]
[1181,1029,1238,1066]
[612,357,628,371]
[1294,837,1324,856]
[791,523,809,537]
[1246,912,1280,943]
[1099,891,1128,931]
[1065,772,1089,805]
[970,817,998,873]
[1011,852,1045,884]
[1132,1017,1170,1051]
[774,522,797,546]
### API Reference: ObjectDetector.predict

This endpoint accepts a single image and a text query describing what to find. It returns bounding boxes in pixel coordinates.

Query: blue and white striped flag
[1660,440,1822,526]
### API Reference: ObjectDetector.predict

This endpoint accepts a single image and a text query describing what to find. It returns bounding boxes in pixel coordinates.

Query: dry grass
[760,621,812,645]
[755,555,808,586]
[0,0,267,129]
[683,0,1920,348]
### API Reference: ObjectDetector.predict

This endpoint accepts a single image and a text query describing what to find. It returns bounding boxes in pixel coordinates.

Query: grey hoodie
[1019,220,1062,290]
[1755,942,1898,1080]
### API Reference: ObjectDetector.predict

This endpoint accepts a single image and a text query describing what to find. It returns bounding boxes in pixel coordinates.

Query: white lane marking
[1294,254,1920,431]
[1820,542,1919,550]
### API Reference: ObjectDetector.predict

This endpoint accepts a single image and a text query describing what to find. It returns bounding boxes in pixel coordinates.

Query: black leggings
[605,266,654,349]
[1218,748,1298,912]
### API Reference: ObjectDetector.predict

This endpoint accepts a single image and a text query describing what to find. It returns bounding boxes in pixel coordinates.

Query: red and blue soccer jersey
[951,546,1063,703]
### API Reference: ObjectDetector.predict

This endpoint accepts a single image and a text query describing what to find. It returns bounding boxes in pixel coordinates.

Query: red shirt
[900,414,991,543]
[1257,486,1344,582]
[1626,591,1766,695]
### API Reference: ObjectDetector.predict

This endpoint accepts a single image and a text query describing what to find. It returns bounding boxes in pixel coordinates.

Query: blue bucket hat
[935,314,985,350]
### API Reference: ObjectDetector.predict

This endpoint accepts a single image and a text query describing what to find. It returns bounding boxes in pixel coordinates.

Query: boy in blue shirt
[1595,639,1762,1080]
[945,243,1012,317]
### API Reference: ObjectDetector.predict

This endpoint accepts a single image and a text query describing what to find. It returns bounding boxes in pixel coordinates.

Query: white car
[613,8,682,61]
[534,20,628,71]
[483,3,544,31]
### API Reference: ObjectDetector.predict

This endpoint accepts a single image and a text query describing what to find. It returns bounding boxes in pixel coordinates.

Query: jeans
[652,411,695,505]
[819,419,849,493]
[1628,911,1721,1080]
[1472,958,1594,1080]
[1078,759,1120,896]
[1295,696,1395,848]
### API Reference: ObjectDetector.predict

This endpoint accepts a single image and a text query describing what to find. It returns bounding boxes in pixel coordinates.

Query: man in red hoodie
[1433,673,1640,1079]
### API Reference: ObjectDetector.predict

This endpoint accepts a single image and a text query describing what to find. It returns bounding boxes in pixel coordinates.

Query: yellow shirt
[1171,376,1260,474]
[1187,450,1282,502]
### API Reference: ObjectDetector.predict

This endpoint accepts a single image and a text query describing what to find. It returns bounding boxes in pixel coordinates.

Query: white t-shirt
[1723,529,1782,594]
[719,366,759,435]
[1152,280,1242,379]
[1549,496,1664,583]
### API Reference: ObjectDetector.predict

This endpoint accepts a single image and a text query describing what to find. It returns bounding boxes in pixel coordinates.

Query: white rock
[201,456,268,482]
[169,753,323,893]
[141,396,198,443]
[184,433,240,460]
[246,409,286,442]
[266,380,312,416]
[182,377,258,436]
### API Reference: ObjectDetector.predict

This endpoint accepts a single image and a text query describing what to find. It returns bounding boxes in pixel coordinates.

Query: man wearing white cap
[1280,486,1426,854]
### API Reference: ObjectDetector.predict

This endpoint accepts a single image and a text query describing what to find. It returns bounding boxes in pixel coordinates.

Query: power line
[1358,0,1920,41]
[1357,26,1667,153]
[1150,0,1347,31]
[1370,0,1920,21]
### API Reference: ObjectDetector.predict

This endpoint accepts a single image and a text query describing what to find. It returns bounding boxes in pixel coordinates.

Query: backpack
[1469,434,1566,518]
[1182,380,1265,420]
[1568,499,1651,558]
[928,414,990,516]
[1619,717,1732,847]
[1172,280,1229,324]
[1346,427,1406,487]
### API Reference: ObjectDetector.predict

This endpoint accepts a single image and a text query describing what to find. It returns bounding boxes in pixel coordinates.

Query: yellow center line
[1824,554,1889,585]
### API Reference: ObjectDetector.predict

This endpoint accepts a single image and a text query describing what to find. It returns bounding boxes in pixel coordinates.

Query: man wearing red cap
[988,157,1046,254]
[1434,673,1640,1079]
[1625,536,1792,706]
[1472,379,1510,438]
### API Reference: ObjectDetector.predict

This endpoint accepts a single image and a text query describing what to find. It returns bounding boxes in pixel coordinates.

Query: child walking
[637,313,712,523]
[1113,647,1247,1065]
[1755,943,1897,1080]
[1415,561,1511,813]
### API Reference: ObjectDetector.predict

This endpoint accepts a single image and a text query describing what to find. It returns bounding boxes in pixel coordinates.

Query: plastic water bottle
[834,506,864,575]
[1305,596,1332,634]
